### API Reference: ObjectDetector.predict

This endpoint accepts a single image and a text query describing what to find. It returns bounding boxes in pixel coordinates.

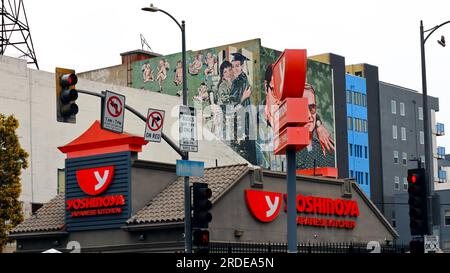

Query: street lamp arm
[424,20,450,44]
[158,9,183,32]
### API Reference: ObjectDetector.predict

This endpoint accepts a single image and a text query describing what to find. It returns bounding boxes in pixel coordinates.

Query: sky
[13,0,450,148]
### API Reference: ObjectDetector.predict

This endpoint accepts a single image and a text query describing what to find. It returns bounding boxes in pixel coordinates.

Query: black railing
[209,241,408,254]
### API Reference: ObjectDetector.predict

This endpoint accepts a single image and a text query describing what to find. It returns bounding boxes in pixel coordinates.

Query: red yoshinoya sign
[66,165,126,218]
[245,189,359,229]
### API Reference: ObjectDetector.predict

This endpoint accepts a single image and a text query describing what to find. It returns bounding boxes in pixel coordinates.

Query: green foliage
[0,114,28,252]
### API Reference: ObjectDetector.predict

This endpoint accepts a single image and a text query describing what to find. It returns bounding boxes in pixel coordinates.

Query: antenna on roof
[140,34,153,52]
[0,0,39,69]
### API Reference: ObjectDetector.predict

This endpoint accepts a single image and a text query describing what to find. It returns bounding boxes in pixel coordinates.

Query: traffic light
[55,67,78,123]
[407,168,429,236]
[193,229,210,253]
[192,182,212,253]
[192,182,212,229]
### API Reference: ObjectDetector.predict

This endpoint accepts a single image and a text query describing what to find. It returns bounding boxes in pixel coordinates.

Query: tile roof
[10,164,250,233]
[127,164,249,225]
[11,194,65,234]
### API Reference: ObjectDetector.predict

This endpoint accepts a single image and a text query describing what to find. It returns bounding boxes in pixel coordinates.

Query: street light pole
[142,4,192,253]
[420,19,450,236]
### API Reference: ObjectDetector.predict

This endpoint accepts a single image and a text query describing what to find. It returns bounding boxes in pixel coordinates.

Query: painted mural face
[232,60,242,76]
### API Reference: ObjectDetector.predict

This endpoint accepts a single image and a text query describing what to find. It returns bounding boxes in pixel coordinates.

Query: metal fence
[209,241,408,253]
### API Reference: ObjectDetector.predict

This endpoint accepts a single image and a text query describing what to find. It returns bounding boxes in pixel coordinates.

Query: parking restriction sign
[179,105,198,152]
[144,108,165,143]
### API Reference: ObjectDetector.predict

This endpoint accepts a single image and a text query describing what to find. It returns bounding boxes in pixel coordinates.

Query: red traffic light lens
[409,175,417,184]
[60,73,78,87]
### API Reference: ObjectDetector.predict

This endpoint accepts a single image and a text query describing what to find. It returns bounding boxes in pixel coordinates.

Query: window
[347,117,353,130]
[402,152,407,165]
[392,211,396,228]
[349,144,353,156]
[362,94,367,107]
[364,120,368,133]
[394,176,400,190]
[420,131,424,144]
[365,173,369,185]
[401,127,406,141]
[394,151,399,164]
[364,146,368,159]
[400,102,405,116]
[355,145,359,157]
[445,211,450,226]
[31,203,43,214]
[350,170,354,178]
[391,100,397,114]
[418,107,423,120]
[346,90,351,104]
[352,92,357,106]
[403,177,408,191]
[393,125,398,139]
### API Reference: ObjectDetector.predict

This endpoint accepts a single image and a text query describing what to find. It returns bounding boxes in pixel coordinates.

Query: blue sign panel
[176,160,205,177]
[65,151,131,231]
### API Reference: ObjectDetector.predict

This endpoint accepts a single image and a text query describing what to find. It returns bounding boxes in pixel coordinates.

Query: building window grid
[403,177,408,191]
[402,152,407,166]
[420,131,424,144]
[394,151,399,164]
[418,107,423,121]
[393,125,398,139]
[401,127,406,141]
[400,102,405,116]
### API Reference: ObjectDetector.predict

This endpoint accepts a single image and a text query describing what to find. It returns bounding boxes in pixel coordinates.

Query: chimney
[120,49,161,65]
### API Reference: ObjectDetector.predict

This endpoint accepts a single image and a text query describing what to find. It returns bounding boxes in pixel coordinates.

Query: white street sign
[144,108,165,143]
[179,105,198,152]
[102,91,125,133]
[424,235,439,253]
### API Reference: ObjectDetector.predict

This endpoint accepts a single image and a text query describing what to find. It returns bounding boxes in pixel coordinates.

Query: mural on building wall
[132,40,261,164]
[133,41,335,169]
[257,56,336,171]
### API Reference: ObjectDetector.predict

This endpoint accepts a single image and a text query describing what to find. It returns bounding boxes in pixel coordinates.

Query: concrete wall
[130,160,177,216]
[0,55,249,218]
[78,64,128,87]
[210,172,396,244]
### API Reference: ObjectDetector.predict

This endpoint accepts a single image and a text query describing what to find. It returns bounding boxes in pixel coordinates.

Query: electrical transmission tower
[1,0,39,69]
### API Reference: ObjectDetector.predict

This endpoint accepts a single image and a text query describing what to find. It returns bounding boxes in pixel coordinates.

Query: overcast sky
[20,0,450,148]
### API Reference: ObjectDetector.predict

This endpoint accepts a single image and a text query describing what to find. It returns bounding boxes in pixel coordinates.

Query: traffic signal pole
[420,21,434,236]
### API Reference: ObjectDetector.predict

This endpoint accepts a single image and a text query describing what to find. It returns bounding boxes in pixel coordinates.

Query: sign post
[144,108,165,143]
[102,91,126,134]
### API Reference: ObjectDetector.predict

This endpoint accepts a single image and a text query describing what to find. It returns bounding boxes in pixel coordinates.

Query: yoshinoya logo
[68,165,126,218]
[245,189,360,229]
[76,166,114,195]
[245,190,283,223]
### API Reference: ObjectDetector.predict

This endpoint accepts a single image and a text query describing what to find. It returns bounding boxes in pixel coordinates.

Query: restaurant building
[10,121,398,252]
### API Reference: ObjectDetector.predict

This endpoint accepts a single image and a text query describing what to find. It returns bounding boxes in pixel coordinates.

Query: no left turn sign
[102,91,125,134]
